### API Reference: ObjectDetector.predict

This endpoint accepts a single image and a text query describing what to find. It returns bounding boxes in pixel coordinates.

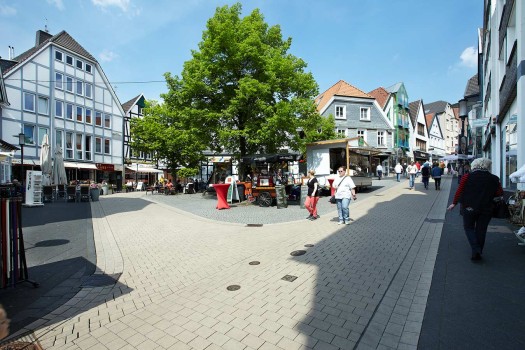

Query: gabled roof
[315,80,373,112]
[368,87,390,109]
[424,100,449,115]
[408,100,421,128]
[464,74,479,98]
[385,82,403,93]
[122,94,145,115]
[4,30,97,75]
[0,66,9,106]
[425,113,435,134]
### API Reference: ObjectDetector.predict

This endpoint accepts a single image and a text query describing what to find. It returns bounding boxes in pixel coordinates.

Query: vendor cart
[251,175,276,207]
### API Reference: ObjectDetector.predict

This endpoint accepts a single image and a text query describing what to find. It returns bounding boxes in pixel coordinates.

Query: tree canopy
[161,2,335,160]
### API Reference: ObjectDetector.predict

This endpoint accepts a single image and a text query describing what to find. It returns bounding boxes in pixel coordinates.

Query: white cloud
[460,46,477,68]
[0,4,16,16]
[92,0,130,12]
[46,0,64,10]
[99,49,118,62]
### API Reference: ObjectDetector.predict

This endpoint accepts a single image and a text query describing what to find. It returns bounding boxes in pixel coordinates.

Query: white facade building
[0,30,124,184]
[480,0,524,190]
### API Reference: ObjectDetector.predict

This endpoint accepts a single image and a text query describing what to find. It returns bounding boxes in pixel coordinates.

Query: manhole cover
[281,275,298,282]
[425,218,445,223]
[227,285,241,291]
[35,239,70,247]
[290,250,306,256]
[249,261,260,265]
[246,224,263,227]
[82,273,121,287]
[304,244,314,247]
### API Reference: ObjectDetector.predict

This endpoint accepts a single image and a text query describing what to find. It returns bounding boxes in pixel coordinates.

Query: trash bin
[237,183,245,202]
[90,188,100,201]
[276,185,288,209]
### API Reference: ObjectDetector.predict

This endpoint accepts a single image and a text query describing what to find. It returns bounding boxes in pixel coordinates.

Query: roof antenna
[45,18,49,33]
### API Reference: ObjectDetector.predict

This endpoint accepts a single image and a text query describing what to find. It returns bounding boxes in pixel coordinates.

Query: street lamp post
[458,98,468,159]
[18,132,25,185]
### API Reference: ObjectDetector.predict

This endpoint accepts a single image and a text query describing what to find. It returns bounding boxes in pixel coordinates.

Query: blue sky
[0,0,482,106]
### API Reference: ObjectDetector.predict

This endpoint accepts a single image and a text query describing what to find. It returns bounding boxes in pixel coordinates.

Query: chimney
[35,30,53,47]
[8,46,14,60]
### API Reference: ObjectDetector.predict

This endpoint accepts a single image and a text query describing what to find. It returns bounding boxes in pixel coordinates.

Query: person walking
[415,161,421,178]
[376,164,383,180]
[305,170,320,220]
[447,158,503,261]
[394,163,403,182]
[421,162,430,189]
[431,162,442,190]
[407,162,418,189]
[333,167,357,225]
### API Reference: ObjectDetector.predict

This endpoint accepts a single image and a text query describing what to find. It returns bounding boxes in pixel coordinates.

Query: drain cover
[425,218,445,223]
[281,275,298,282]
[227,285,241,291]
[290,250,306,256]
[304,244,314,247]
[82,273,121,287]
[249,261,260,265]
[246,224,263,227]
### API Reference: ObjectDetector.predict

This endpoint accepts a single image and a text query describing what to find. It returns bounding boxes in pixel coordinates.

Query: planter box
[90,188,100,201]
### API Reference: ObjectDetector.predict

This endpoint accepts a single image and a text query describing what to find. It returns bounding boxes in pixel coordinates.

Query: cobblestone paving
[21,177,450,350]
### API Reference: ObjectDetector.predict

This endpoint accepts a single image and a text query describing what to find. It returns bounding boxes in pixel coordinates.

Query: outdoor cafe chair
[79,186,90,202]
[43,186,54,202]
[66,186,77,202]
[56,184,67,200]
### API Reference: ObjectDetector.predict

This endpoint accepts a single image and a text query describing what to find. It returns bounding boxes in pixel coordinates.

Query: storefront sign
[96,163,114,171]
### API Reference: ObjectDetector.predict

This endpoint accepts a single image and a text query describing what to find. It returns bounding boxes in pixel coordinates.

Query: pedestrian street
[24,176,450,350]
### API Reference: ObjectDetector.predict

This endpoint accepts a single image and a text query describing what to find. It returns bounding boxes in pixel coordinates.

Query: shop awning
[125,165,164,173]
[241,153,302,163]
[64,162,98,170]
[0,139,19,152]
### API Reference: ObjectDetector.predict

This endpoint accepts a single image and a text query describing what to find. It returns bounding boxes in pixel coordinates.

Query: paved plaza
[2,176,524,349]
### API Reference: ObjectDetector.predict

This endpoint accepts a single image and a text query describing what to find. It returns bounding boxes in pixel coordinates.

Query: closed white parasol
[40,134,52,186]
[52,146,68,185]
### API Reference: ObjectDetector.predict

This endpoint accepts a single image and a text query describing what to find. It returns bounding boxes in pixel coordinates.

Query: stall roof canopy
[0,139,19,152]
[306,137,383,156]
[241,152,302,163]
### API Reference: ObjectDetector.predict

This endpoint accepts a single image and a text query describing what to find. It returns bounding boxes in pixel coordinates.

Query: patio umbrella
[40,134,52,186]
[52,146,68,185]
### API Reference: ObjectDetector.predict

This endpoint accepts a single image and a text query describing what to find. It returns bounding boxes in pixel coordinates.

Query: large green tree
[162,3,335,161]
[129,101,206,178]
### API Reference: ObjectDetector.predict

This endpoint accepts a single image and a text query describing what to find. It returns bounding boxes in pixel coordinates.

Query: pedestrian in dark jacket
[421,163,430,189]
[430,163,442,190]
[447,158,503,261]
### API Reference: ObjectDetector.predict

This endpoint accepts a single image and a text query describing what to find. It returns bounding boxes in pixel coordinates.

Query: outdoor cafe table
[213,183,230,210]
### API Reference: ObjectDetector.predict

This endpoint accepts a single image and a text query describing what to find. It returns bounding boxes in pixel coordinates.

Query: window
[55,130,63,149]
[95,111,102,126]
[55,100,63,118]
[104,139,110,154]
[76,133,83,160]
[335,105,346,119]
[76,59,83,70]
[65,132,73,159]
[23,92,35,111]
[85,109,92,124]
[377,131,385,146]
[104,114,111,128]
[85,83,92,98]
[38,128,48,145]
[66,55,73,65]
[66,103,73,120]
[360,107,370,121]
[357,129,366,142]
[55,72,63,89]
[95,137,102,153]
[65,76,73,92]
[76,80,83,95]
[38,96,48,115]
[55,51,63,61]
[85,63,92,74]
[336,128,347,138]
[85,135,92,161]
[23,125,35,145]
[76,106,83,122]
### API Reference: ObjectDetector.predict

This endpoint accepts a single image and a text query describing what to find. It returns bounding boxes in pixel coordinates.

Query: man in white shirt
[394,163,403,182]
[407,162,418,190]
[376,164,383,180]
